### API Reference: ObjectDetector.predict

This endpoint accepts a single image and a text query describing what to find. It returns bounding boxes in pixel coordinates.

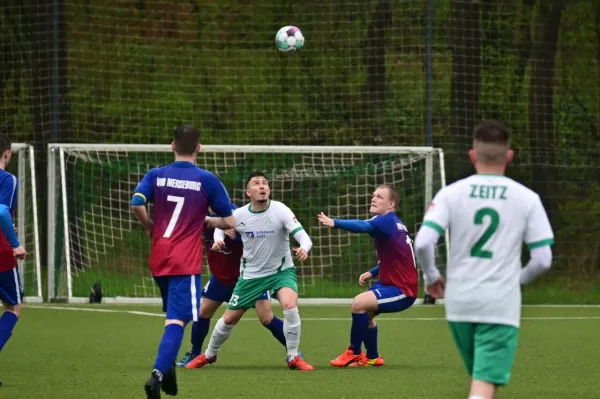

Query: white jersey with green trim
[233,200,304,279]
[423,174,554,327]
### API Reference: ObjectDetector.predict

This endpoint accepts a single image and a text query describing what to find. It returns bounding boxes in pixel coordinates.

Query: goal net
[6,144,42,303]
[47,144,446,303]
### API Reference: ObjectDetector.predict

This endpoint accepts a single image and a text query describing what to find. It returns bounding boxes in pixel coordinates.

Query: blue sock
[263,316,286,347]
[191,318,210,357]
[364,326,379,359]
[153,324,184,379]
[0,311,18,351]
[349,313,369,355]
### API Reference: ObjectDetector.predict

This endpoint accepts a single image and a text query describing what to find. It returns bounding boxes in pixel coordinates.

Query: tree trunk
[510,0,536,106]
[26,0,80,274]
[528,0,565,224]
[363,0,391,144]
[449,0,482,182]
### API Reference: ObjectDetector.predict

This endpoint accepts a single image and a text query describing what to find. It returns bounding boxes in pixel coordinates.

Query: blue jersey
[0,169,18,272]
[132,161,231,276]
[367,212,418,297]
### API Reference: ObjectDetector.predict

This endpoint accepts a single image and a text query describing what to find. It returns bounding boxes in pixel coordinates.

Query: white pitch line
[26,305,600,321]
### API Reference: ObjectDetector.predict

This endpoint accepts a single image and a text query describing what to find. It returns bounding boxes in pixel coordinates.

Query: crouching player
[318,184,418,367]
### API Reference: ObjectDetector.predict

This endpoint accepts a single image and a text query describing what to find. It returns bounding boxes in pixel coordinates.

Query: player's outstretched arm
[317,212,374,234]
[205,215,235,230]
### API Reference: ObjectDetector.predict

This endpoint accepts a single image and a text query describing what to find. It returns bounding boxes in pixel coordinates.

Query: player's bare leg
[177,298,223,367]
[0,302,21,387]
[468,379,496,399]
[186,308,246,369]
[277,287,313,371]
[255,299,287,348]
[331,291,383,367]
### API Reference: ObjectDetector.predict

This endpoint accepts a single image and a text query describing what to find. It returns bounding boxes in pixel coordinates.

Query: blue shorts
[202,275,270,304]
[369,280,416,315]
[0,267,23,306]
[153,274,202,323]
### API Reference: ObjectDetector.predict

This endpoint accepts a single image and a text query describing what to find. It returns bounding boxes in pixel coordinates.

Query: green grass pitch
[1,304,598,398]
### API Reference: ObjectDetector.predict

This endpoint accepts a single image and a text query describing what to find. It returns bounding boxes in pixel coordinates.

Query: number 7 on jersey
[163,195,185,238]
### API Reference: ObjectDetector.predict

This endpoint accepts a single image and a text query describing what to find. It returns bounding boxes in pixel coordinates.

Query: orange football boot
[348,355,384,367]
[287,355,315,371]
[330,347,365,367]
[185,353,217,369]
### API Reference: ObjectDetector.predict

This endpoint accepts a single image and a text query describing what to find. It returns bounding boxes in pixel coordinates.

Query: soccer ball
[275,26,304,54]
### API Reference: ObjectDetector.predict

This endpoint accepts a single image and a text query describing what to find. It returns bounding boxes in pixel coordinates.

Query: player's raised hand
[293,247,308,261]
[13,245,26,260]
[212,241,226,251]
[318,212,334,228]
[358,271,373,286]
[426,276,445,299]
[224,229,237,240]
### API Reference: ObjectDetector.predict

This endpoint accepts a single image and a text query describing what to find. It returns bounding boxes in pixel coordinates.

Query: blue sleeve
[0,205,19,248]
[204,173,232,218]
[0,174,18,210]
[333,219,374,234]
[131,169,156,205]
[368,265,379,277]
[367,215,396,239]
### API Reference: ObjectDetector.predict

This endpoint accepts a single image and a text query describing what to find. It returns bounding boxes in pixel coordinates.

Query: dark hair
[377,184,399,206]
[173,124,199,156]
[245,171,269,187]
[0,135,11,155]
[473,120,510,145]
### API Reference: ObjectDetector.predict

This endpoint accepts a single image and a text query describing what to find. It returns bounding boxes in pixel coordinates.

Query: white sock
[283,307,301,358]
[468,396,487,399]
[205,317,234,358]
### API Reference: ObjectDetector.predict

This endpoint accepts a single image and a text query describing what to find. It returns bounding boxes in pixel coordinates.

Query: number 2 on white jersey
[163,195,185,238]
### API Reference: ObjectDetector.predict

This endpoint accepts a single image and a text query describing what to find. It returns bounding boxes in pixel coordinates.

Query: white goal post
[9,144,42,303]
[47,144,447,304]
